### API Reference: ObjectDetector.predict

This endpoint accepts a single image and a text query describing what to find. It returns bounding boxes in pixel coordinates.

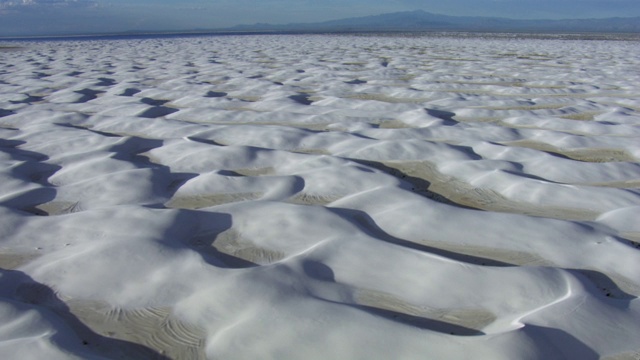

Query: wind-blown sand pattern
[1,33,640,359]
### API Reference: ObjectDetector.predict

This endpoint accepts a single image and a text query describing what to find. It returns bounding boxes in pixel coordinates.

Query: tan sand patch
[601,350,640,360]
[398,74,418,81]
[288,192,343,206]
[436,80,530,87]
[220,106,268,112]
[166,193,262,209]
[410,241,639,298]
[378,119,413,129]
[471,104,566,111]
[229,96,262,102]
[178,119,330,131]
[559,112,601,121]
[582,180,640,189]
[429,57,480,62]
[376,160,599,221]
[211,229,285,265]
[503,140,637,163]
[232,167,275,176]
[290,148,331,155]
[345,94,430,103]
[620,232,640,243]
[354,288,496,333]
[0,252,40,269]
[415,240,552,267]
[67,300,206,360]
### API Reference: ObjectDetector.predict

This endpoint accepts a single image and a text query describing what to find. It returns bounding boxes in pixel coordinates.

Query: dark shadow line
[523,324,599,359]
[289,94,313,105]
[140,97,170,106]
[9,94,45,104]
[161,210,259,269]
[0,269,171,359]
[0,143,61,213]
[0,108,16,117]
[107,136,198,203]
[73,89,104,103]
[10,161,61,187]
[343,158,478,210]
[354,304,484,336]
[501,169,565,184]
[205,91,228,98]
[298,259,486,335]
[0,139,49,161]
[0,187,58,215]
[95,77,116,87]
[54,123,122,138]
[568,269,637,300]
[185,136,226,147]
[138,106,179,118]
[327,207,513,267]
[311,293,484,336]
[120,88,141,96]
[492,141,581,161]
[425,108,459,126]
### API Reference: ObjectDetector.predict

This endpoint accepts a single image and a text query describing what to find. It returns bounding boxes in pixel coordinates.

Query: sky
[1,0,640,37]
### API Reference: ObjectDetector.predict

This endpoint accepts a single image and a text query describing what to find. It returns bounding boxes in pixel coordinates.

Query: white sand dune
[1,33,639,359]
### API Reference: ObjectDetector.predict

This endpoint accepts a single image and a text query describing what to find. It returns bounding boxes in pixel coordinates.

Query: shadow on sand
[0,268,171,359]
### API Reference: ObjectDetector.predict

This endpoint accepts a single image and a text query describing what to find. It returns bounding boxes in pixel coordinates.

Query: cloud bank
[0,0,97,10]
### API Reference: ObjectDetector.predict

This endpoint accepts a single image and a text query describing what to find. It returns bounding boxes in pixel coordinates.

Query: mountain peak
[226,10,640,33]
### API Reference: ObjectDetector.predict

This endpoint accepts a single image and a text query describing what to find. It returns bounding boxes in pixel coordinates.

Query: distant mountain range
[225,10,640,33]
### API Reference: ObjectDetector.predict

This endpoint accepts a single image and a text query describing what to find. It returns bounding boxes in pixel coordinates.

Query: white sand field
[1,33,639,359]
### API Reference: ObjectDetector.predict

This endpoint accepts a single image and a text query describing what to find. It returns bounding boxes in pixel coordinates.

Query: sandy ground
[1,33,640,359]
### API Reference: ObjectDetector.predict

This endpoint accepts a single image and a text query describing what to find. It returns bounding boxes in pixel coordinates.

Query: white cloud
[0,0,97,9]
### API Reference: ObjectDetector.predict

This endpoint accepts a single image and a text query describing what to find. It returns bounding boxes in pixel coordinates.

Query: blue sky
[1,0,640,36]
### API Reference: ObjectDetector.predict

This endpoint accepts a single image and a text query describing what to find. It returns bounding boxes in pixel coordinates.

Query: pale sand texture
[66,301,206,359]
[1,33,640,359]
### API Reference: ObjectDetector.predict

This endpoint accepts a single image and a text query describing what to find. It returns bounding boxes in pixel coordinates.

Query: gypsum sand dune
[351,159,601,221]
[1,34,640,360]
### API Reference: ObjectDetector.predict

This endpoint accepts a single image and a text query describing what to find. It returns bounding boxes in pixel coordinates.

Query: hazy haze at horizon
[1,0,640,36]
